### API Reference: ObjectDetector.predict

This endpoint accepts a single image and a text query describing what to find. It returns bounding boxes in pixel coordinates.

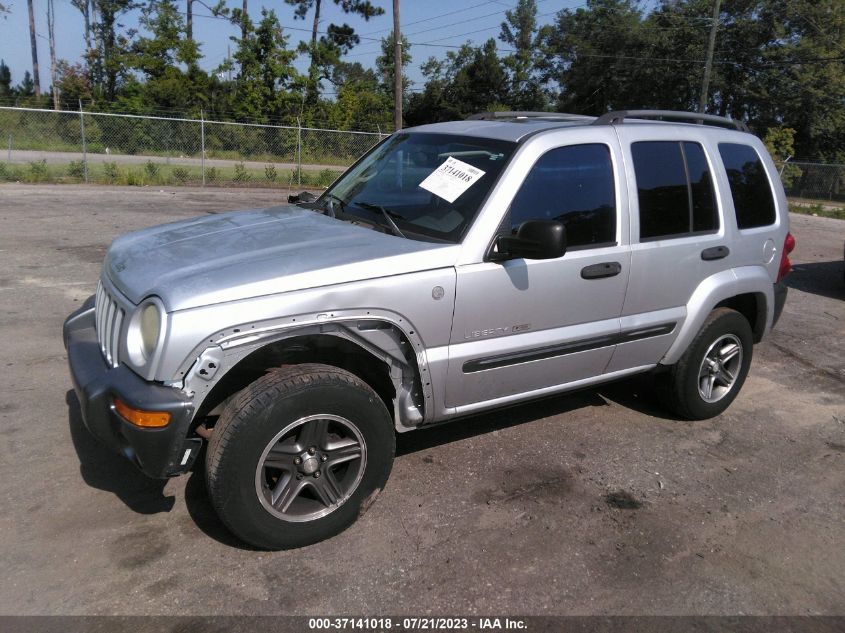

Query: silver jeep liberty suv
[64,110,794,549]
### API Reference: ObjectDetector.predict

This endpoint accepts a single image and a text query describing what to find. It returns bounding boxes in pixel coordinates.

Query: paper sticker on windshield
[418,156,486,203]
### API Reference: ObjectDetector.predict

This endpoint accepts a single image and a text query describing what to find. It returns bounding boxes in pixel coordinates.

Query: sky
[0,0,594,96]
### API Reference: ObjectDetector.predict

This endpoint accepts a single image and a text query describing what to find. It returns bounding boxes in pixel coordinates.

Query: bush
[171,166,190,183]
[27,159,49,182]
[264,164,278,182]
[103,161,120,183]
[124,169,146,186]
[144,160,160,179]
[233,162,251,183]
[205,166,219,182]
[67,160,86,180]
[317,168,339,187]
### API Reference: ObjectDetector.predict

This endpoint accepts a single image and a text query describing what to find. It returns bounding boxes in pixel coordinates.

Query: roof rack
[467,111,594,122]
[593,109,750,133]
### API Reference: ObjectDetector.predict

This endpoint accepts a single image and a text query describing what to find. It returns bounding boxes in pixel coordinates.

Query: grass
[789,202,845,220]
[0,160,342,189]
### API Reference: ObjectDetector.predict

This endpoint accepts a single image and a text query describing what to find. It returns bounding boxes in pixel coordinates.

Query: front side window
[718,143,776,229]
[322,132,516,242]
[632,141,719,240]
[508,144,616,248]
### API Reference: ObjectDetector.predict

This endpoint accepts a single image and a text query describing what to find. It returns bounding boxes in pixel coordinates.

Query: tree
[284,0,384,105]
[375,32,410,98]
[71,0,94,54]
[227,8,302,121]
[17,71,36,97]
[0,59,12,100]
[90,0,140,102]
[499,0,547,110]
[406,39,507,125]
[764,127,802,188]
[125,0,205,112]
[542,0,650,113]
[54,61,94,107]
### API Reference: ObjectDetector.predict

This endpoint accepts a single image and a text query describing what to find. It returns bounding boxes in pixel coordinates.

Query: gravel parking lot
[0,184,843,616]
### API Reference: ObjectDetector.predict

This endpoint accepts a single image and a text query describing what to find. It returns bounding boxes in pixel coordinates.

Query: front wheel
[205,364,395,549]
[659,307,753,420]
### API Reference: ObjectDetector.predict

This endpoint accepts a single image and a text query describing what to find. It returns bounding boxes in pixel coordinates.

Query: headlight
[127,298,165,366]
[139,303,161,359]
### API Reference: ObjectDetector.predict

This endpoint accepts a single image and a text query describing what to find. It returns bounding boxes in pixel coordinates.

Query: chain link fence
[0,106,387,188]
[775,160,845,207]
[2,106,844,208]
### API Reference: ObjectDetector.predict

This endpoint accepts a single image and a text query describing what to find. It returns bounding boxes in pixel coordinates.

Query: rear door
[607,126,731,373]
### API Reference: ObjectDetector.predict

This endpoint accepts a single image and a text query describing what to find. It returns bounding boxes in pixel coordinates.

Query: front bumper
[63,296,199,478]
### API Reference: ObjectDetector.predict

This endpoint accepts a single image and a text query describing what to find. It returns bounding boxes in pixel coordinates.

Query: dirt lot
[0,184,843,616]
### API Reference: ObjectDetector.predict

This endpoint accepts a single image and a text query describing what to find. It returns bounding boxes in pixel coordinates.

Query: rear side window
[632,141,719,240]
[508,144,616,248]
[718,143,776,229]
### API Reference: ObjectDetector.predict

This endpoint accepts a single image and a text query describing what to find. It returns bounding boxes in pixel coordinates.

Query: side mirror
[494,219,567,261]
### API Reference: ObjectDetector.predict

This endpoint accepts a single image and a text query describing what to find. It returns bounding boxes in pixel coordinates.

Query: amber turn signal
[113,398,171,428]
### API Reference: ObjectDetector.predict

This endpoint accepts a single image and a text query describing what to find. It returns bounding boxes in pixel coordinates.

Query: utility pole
[27,0,41,98]
[48,0,59,110]
[393,0,402,131]
[698,0,721,114]
[187,0,194,41]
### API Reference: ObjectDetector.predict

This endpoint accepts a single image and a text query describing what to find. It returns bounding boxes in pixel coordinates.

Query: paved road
[0,184,843,616]
[6,148,348,172]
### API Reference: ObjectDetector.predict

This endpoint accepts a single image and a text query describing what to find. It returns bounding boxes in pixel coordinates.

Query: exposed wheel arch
[185,320,428,434]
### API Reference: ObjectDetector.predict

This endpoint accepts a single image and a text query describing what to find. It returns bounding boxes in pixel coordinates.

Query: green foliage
[789,203,845,220]
[233,162,251,182]
[27,160,49,182]
[764,127,802,188]
[67,160,86,180]
[171,166,190,183]
[103,161,120,183]
[144,160,160,179]
[316,168,338,187]
[264,164,278,182]
[205,166,219,182]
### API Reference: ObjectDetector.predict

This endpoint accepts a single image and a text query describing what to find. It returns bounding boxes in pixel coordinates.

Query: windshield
[319,132,516,242]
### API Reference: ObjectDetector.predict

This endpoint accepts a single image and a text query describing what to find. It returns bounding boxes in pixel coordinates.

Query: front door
[446,136,631,411]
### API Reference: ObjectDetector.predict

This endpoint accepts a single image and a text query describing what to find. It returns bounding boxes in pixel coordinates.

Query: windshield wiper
[355,201,407,238]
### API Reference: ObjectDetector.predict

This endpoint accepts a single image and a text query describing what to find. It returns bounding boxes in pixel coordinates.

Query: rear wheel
[206,363,395,549]
[659,308,753,420]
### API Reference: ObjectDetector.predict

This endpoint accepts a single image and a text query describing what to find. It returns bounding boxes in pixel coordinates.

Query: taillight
[777,232,795,282]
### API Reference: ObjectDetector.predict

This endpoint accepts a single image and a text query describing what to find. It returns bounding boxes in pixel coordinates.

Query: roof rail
[467,111,594,122]
[593,110,750,133]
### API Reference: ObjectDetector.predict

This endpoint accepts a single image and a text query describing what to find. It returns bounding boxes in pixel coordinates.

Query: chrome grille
[95,280,125,367]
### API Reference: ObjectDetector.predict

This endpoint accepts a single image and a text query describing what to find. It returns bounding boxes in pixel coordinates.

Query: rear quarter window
[718,143,777,229]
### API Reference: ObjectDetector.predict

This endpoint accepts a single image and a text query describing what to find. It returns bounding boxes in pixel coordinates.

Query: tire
[659,308,753,420]
[206,363,395,550]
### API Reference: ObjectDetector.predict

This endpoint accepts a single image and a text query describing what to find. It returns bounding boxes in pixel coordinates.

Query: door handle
[581,261,622,280]
[701,246,730,261]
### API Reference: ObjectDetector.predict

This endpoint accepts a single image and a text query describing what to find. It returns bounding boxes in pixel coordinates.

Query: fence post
[7,134,10,161]
[297,117,302,186]
[79,99,88,183]
[200,109,206,187]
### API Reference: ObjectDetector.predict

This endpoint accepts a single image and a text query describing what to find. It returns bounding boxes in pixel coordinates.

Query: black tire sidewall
[208,370,395,550]
[676,310,753,420]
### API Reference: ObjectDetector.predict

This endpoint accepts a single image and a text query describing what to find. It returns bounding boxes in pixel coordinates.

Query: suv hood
[105,205,459,311]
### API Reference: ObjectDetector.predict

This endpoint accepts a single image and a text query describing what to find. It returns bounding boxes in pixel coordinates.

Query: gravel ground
[0,184,842,616]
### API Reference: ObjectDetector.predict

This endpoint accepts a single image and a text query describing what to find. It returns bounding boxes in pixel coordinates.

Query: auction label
[418,156,486,203]
[308,617,527,631]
